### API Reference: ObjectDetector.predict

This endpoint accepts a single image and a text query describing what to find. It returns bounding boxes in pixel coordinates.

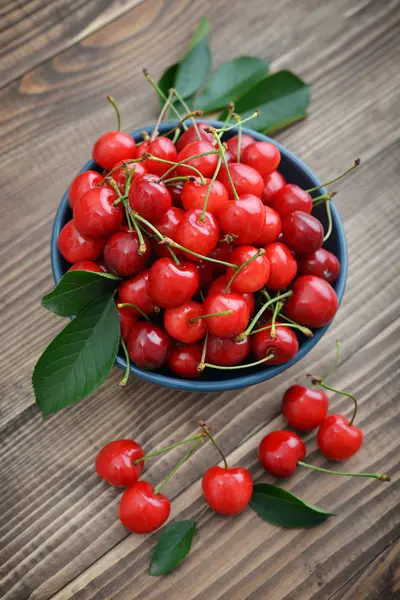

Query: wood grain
[0,0,399,598]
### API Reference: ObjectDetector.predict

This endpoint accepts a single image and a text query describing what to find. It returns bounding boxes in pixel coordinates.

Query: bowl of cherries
[51,115,349,392]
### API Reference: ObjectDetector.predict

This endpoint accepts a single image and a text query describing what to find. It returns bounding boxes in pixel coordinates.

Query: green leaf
[249,483,333,528]
[195,57,270,113]
[158,63,178,104]
[219,71,311,134]
[41,270,120,317]
[149,520,196,576]
[33,296,120,416]
[175,37,212,99]
[187,16,209,52]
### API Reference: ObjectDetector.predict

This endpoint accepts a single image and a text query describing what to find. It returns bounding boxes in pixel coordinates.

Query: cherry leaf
[174,37,212,99]
[149,520,197,576]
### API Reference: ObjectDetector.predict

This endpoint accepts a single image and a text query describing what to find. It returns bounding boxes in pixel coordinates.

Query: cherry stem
[131,213,148,255]
[308,376,358,425]
[241,290,293,338]
[250,322,313,336]
[107,96,121,131]
[298,461,390,482]
[117,303,151,322]
[305,159,360,193]
[150,88,174,141]
[323,198,333,242]
[157,152,219,184]
[162,110,203,138]
[143,69,187,129]
[172,128,181,144]
[234,114,243,162]
[200,331,208,364]
[260,290,311,334]
[199,353,275,371]
[218,102,235,139]
[189,309,233,324]
[132,213,181,266]
[163,176,195,185]
[154,437,204,495]
[323,339,342,381]
[208,128,239,200]
[119,338,130,386]
[101,157,145,185]
[224,249,266,293]
[171,88,202,140]
[164,237,238,269]
[270,300,282,339]
[200,155,222,221]
[215,111,260,133]
[133,434,205,464]
[198,421,228,469]
[312,192,333,204]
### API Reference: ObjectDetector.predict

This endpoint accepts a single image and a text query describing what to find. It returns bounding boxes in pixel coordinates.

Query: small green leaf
[219,71,311,134]
[175,37,212,99]
[41,271,120,317]
[158,63,178,104]
[149,520,196,576]
[249,483,333,528]
[33,296,120,416]
[187,16,209,52]
[195,57,270,113]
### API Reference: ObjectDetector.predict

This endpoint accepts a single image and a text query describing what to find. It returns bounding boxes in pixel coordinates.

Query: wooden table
[1,0,399,598]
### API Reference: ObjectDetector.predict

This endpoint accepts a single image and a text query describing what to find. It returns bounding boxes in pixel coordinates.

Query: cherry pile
[58,97,357,379]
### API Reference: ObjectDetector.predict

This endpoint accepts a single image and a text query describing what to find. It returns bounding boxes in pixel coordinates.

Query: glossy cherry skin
[182,177,229,215]
[119,270,159,316]
[226,133,255,161]
[129,174,172,222]
[145,136,178,176]
[68,170,103,209]
[297,248,340,284]
[148,258,199,308]
[226,245,270,293]
[202,293,250,338]
[205,335,251,366]
[208,241,234,275]
[264,242,297,291]
[135,139,151,159]
[103,230,151,276]
[282,385,329,431]
[92,131,136,171]
[317,415,363,461]
[285,275,338,328]
[58,220,105,263]
[262,171,286,206]
[169,183,184,207]
[202,466,253,515]
[252,325,299,365]
[176,122,216,152]
[167,343,202,378]
[175,209,220,258]
[272,184,313,218]
[283,210,324,254]
[95,439,144,487]
[127,321,171,369]
[258,430,306,477]
[208,275,255,316]
[119,481,170,534]
[194,260,214,291]
[152,207,185,259]
[242,142,281,177]
[217,194,264,245]
[73,187,123,238]
[176,141,218,178]
[117,304,138,342]
[252,206,282,246]
[164,301,206,343]
[110,160,147,194]
[217,163,264,199]
[69,260,103,273]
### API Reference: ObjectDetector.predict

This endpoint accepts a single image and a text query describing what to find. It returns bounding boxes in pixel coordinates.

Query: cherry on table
[208,274,255,315]
[283,210,324,254]
[58,220,105,263]
[95,439,144,487]
[103,229,151,277]
[127,321,171,369]
[175,209,220,258]
[217,163,264,199]
[68,260,103,273]
[205,334,251,366]
[202,465,253,515]
[226,245,270,293]
[129,174,172,222]
[272,184,313,217]
[242,141,281,177]
[262,171,286,206]
[73,186,123,238]
[176,140,219,178]
[119,481,170,534]
[182,177,229,215]
[217,193,264,245]
[117,303,138,342]
[118,270,159,316]
[167,342,203,378]
[251,324,299,365]
[225,133,255,161]
[145,136,178,176]
[92,131,137,171]
[317,414,363,460]
[202,292,250,338]
[252,205,282,247]
[297,248,340,284]
[164,300,206,343]
[148,258,199,308]
[282,385,329,431]
[109,160,147,194]
[68,170,103,209]
[285,275,338,328]
[258,430,306,477]
[176,122,216,152]
[264,242,298,291]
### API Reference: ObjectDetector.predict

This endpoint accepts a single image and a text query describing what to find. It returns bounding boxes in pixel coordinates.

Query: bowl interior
[51,120,347,391]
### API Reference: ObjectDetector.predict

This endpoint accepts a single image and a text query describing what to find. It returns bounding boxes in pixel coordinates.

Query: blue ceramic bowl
[51,120,347,392]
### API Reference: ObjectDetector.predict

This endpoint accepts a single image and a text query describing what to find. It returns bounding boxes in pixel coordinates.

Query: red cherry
[224,150,234,164]
[208,241,234,275]
[218,194,264,244]
[252,324,299,365]
[182,177,229,215]
[68,171,103,209]
[297,248,340,284]
[285,275,338,327]
[194,260,214,291]
[252,206,282,246]
[109,160,147,194]
[206,335,251,366]
[176,123,216,152]
[272,184,313,218]
[93,131,136,171]
[258,430,306,477]
[152,207,184,259]
[175,209,219,258]
[103,230,151,277]
[127,321,171,369]
[95,439,144,487]
[136,139,151,158]
[176,141,218,178]
[282,385,329,431]
[226,246,270,293]
[226,133,255,161]
[167,343,202,378]
[129,174,172,222]
[145,136,178,176]
[169,183,184,207]
[318,415,363,461]
[69,260,103,273]
[262,171,286,206]
[117,304,138,342]
[119,481,170,534]
[58,220,105,263]
[208,275,255,316]
[242,142,281,177]
[73,187,123,238]
[217,163,264,198]
[201,293,250,338]
[283,210,324,254]
[148,258,199,308]
[119,270,159,316]
[202,466,253,515]
[264,242,297,291]
[164,301,206,343]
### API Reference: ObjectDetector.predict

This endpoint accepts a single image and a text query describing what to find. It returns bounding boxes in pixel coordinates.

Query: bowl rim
[51,119,348,392]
